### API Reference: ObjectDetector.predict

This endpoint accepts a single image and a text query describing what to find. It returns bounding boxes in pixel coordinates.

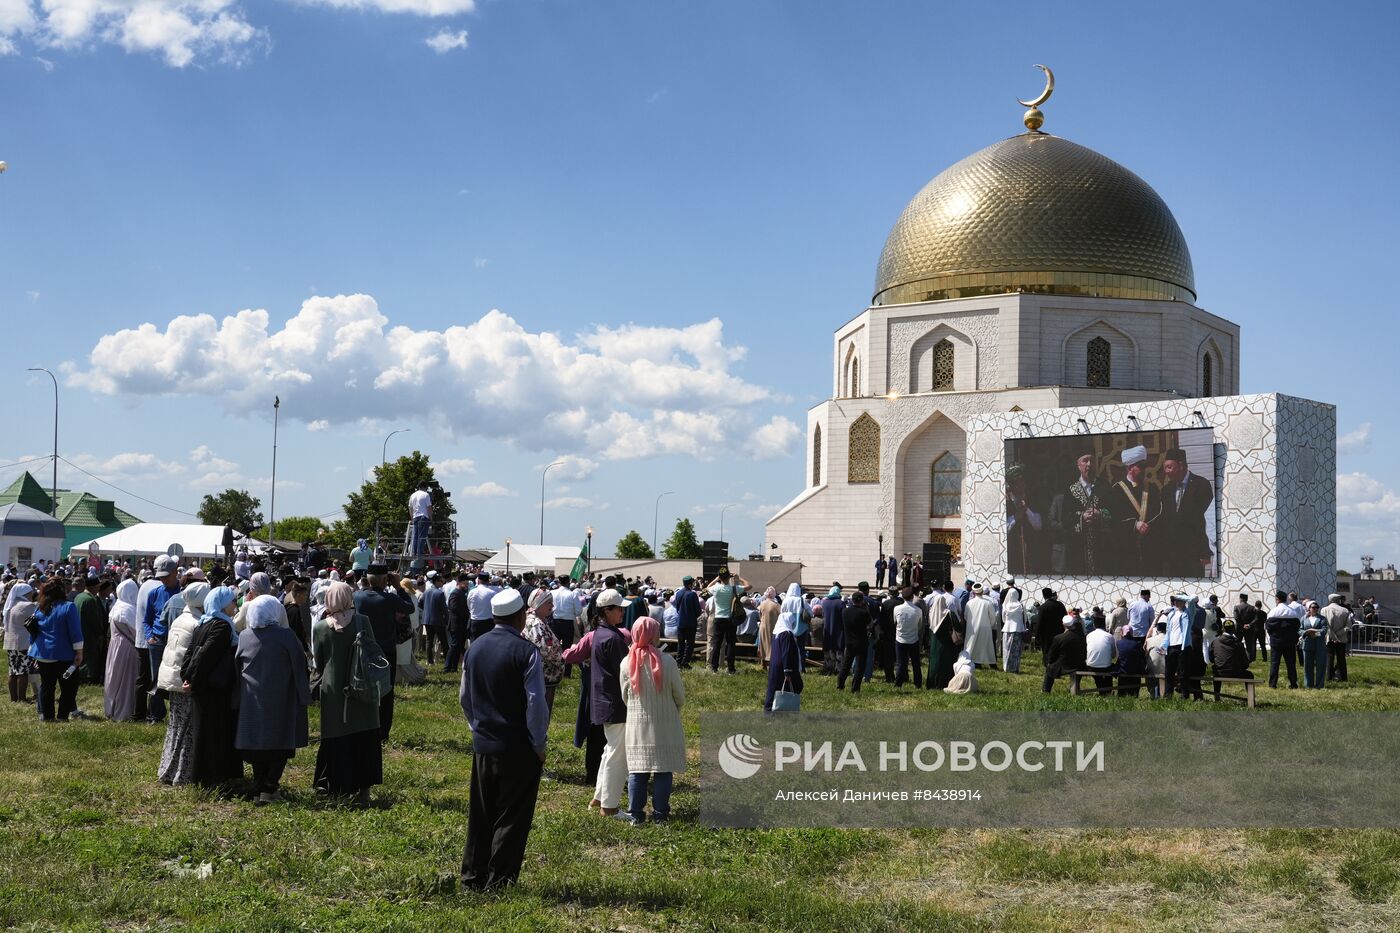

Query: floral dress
[524,614,564,686]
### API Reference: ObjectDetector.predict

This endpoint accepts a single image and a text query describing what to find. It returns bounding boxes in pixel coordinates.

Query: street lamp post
[540,459,565,545]
[585,525,593,578]
[719,503,739,543]
[27,368,57,516]
[653,491,674,559]
[269,397,280,549]
[382,428,411,466]
[505,537,512,576]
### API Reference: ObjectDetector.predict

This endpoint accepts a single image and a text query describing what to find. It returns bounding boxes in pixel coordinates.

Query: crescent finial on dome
[1017,64,1054,132]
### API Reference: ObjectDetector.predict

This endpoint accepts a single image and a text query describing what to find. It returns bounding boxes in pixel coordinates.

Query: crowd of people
[0,542,1381,890]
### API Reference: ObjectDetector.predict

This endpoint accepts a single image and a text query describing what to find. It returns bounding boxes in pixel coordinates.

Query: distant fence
[1351,623,1400,656]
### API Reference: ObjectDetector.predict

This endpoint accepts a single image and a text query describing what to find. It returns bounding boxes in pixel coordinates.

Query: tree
[198,489,264,532]
[253,515,327,544]
[614,530,654,560]
[330,451,455,551]
[662,517,703,560]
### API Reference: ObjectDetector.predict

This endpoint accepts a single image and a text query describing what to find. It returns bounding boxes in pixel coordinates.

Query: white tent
[0,503,65,571]
[481,544,581,575]
[68,523,261,561]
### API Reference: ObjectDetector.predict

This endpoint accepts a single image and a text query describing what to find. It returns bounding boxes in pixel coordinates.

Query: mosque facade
[765,78,1335,601]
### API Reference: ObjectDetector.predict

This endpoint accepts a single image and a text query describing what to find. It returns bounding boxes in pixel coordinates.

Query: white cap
[594,588,631,608]
[153,555,178,574]
[491,589,525,617]
[1063,615,1076,627]
[1122,445,1148,467]
[426,570,439,579]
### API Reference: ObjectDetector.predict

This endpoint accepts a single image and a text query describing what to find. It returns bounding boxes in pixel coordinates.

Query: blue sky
[0,0,1394,566]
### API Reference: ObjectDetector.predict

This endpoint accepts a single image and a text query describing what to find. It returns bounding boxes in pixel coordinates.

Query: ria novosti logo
[718,733,764,779]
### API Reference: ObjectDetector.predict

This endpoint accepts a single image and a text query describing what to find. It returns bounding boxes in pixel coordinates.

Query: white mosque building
[764,79,1335,601]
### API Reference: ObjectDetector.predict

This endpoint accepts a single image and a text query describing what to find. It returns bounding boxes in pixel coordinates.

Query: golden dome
[873,133,1195,306]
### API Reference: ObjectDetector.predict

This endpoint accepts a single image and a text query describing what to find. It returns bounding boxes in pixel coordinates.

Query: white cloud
[1338,423,1372,455]
[473,256,488,268]
[306,419,329,432]
[544,496,592,509]
[459,481,513,498]
[0,0,476,67]
[186,445,244,487]
[65,451,184,481]
[1336,471,1400,567]
[424,26,466,53]
[66,294,790,463]
[544,454,596,481]
[26,290,39,302]
[646,87,668,104]
[434,457,476,476]
[33,54,51,70]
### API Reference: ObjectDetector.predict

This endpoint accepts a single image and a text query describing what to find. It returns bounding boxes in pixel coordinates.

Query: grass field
[3,651,1400,931]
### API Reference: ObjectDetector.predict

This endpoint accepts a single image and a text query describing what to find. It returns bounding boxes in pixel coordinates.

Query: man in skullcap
[1103,444,1162,575]
[1048,446,1107,575]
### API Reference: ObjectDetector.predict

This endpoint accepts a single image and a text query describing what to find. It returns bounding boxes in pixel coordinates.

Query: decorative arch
[930,450,962,517]
[1197,336,1226,397]
[908,323,976,394]
[842,343,861,398]
[848,413,880,484]
[1061,319,1138,390]
[1087,337,1111,387]
[812,425,822,486]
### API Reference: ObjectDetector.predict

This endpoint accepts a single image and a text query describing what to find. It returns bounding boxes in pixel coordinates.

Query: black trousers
[246,749,292,794]
[676,625,697,667]
[894,641,922,688]
[134,647,150,721]
[1089,665,1114,696]
[838,641,868,691]
[462,749,543,890]
[36,661,80,721]
[379,692,395,744]
[425,626,448,665]
[1328,642,1348,682]
[583,722,605,785]
[708,618,737,672]
[550,619,576,676]
[1243,626,1267,663]
[444,621,469,672]
[1269,640,1299,688]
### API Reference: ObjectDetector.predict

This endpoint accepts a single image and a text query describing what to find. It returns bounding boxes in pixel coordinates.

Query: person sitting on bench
[1210,618,1252,680]
[1084,615,1116,695]
[1041,615,1086,694]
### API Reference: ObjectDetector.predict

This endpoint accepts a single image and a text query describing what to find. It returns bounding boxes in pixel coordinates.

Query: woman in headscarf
[943,650,978,694]
[927,588,960,690]
[4,582,38,704]
[236,594,311,805]
[617,617,684,825]
[523,589,563,714]
[394,576,426,686]
[103,579,141,720]
[156,581,210,784]
[312,581,382,806]
[757,587,780,671]
[764,590,805,713]
[234,572,286,632]
[181,585,242,788]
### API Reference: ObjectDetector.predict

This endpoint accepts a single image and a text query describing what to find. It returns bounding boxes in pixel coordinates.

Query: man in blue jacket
[459,588,549,890]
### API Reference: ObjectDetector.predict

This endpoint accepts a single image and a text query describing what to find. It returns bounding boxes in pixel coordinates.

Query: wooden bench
[1067,671,1256,708]
[656,637,824,659]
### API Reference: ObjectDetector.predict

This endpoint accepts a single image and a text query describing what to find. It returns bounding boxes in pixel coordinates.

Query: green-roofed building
[0,470,143,553]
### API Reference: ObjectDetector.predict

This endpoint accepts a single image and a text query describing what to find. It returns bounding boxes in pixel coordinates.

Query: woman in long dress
[5,583,38,705]
[156,582,209,784]
[756,587,780,671]
[313,582,382,806]
[235,595,310,805]
[617,617,685,824]
[927,592,960,690]
[182,586,242,789]
[103,580,141,722]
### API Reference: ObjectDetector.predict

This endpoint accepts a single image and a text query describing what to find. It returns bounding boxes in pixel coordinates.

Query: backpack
[344,616,392,723]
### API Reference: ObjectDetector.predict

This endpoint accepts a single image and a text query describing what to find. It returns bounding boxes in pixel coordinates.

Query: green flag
[569,539,589,580]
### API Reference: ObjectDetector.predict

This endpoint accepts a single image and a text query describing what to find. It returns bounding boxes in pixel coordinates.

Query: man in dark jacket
[444,572,471,674]
[819,586,845,675]
[1037,588,1067,662]
[1041,615,1087,693]
[1265,591,1301,688]
[459,588,549,890]
[1233,592,1265,663]
[837,590,872,693]
[875,588,899,683]
[1210,619,1252,679]
[1114,626,1147,697]
[420,571,448,666]
[1156,447,1215,578]
[354,564,412,743]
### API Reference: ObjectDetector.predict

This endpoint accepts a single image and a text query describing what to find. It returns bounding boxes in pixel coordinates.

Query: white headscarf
[109,578,139,633]
[776,583,806,637]
[4,582,34,614]
[246,594,282,630]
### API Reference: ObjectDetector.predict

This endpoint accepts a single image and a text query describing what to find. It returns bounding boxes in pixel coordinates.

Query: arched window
[930,451,962,517]
[1202,353,1214,397]
[932,339,954,391]
[812,425,822,486]
[847,413,880,484]
[1086,337,1111,387]
[850,358,860,397]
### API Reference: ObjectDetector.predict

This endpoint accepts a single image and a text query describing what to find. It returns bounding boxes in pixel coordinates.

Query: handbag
[771,673,800,712]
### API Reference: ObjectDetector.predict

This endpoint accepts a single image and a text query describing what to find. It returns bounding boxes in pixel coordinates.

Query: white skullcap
[1062,615,1077,627]
[491,589,525,617]
[1122,445,1147,467]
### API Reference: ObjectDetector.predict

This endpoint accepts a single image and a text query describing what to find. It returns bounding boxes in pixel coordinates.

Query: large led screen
[1002,428,1218,579]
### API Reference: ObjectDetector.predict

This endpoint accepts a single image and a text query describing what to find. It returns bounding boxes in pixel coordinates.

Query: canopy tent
[481,544,580,576]
[67,523,261,561]
[0,502,66,570]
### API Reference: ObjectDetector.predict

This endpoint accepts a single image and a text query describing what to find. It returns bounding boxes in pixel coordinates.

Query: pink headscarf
[324,581,356,631]
[628,616,664,695]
